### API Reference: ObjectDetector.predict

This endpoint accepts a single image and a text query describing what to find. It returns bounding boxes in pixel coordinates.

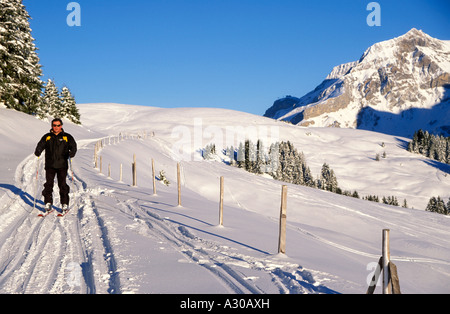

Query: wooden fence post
[152,159,156,195]
[382,229,391,294]
[177,162,181,206]
[366,229,401,294]
[99,156,102,174]
[132,154,137,187]
[278,185,288,254]
[119,163,123,182]
[219,176,224,226]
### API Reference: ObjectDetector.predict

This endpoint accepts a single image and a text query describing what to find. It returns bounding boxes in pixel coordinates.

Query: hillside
[0,103,449,294]
[265,29,450,138]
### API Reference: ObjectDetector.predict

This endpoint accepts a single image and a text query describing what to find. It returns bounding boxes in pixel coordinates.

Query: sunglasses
[52,124,62,127]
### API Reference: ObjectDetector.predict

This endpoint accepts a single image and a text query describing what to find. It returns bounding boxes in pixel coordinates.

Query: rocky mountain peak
[264,29,450,137]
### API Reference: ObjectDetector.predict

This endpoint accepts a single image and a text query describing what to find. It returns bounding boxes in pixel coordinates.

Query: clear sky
[24,0,450,115]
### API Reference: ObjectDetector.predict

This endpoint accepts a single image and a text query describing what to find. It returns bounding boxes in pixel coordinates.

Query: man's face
[52,122,62,134]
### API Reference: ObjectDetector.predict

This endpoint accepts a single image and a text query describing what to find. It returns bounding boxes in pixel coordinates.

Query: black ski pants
[42,167,70,205]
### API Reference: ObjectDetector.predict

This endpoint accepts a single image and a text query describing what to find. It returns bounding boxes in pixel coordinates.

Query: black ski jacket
[34,129,77,169]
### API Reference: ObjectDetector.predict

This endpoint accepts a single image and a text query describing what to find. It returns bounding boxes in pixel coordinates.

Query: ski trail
[0,154,86,294]
[0,140,124,294]
[103,191,337,294]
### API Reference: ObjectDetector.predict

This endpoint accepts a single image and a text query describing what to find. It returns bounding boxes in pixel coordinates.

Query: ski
[38,208,55,217]
[57,209,70,217]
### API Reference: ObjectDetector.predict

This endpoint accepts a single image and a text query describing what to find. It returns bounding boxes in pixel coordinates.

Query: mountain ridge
[264,29,450,138]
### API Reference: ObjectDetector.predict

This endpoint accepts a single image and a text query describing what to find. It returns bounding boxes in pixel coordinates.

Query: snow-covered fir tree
[0,0,43,114]
[236,142,245,168]
[318,163,339,193]
[202,143,216,160]
[41,79,61,118]
[60,86,81,124]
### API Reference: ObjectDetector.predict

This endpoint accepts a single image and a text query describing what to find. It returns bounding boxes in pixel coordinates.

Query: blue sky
[24,0,450,115]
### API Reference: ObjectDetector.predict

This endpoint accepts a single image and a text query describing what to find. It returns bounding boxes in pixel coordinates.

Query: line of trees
[0,0,81,124]
[204,140,411,208]
[205,140,356,196]
[408,129,450,164]
[426,196,450,215]
[38,79,80,124]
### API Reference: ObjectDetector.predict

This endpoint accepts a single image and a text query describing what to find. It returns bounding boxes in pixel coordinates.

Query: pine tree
[426,196,448,215]
[0,0,42,114]
[60,86,72,117]
[237,142,245,168]
[255,140,265,174]
[319,163,339,193]
[42,79,61,118]
[436,196,447,215]
[425,196,437,212]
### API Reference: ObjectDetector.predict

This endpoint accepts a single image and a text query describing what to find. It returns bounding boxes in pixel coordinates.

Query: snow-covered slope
[0,103,449,294]
[265,29,450,137]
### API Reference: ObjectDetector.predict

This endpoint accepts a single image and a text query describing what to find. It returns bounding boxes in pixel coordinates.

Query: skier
[34,118,77,214]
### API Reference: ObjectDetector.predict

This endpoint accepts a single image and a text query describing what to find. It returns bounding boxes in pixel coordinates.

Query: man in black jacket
[34,118,77,213]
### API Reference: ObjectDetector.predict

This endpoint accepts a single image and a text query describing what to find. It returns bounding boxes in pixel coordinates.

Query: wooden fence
[92,132,402,294]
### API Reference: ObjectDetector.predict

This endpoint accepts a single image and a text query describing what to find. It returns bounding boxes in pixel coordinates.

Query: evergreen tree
[426,196,448,215]
[319,163,339,193]
[267,142,279,175]
[0,0,42,114]
[402,199,408,208]
[255,140,265,174]
[237,142,245,168]
[60,86,81,124]
[42,79,61,118]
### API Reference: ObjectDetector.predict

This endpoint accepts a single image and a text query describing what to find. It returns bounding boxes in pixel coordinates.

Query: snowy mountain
[1,103,450,294]
[264,29,450,137]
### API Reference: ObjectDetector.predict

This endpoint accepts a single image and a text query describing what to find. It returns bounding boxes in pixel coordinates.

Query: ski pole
[32,156,40,211]
[69,157,74,183]
[69,157,75,195]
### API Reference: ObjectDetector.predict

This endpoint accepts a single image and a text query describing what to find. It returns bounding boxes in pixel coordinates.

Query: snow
[1,103,450,294]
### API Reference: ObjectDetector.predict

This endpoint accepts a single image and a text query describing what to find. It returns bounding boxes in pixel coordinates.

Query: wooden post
[94,145,98,168]
[119,163,123,182]
[366,229,401,294]
[278,185,288,254]
[177,162,181,206]
[152,159,156,195]
[108,163,111,178]
[99,156,102,174]
[132,154,137,186]
[219,176,224,226]
[382,229,391,294]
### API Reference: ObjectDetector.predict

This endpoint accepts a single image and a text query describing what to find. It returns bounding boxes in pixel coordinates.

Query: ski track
[0,140,341,294]
[0,148,121,294]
